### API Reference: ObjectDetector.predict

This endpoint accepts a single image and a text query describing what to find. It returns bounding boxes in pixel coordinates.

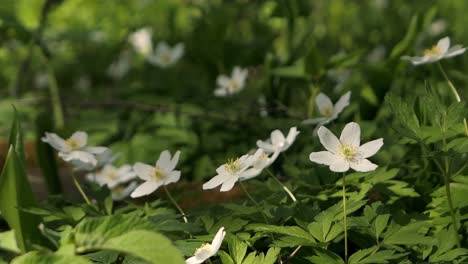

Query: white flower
[131,150,181,198]
[302,91,351,126]
[129,27,153,56]
[86,164,136,189]
[186,227,226,264]
[401,37,466,65]
[240,149,279,180]
[214,67,248,96]
[202,151,260,192]
[309,122,383,172]
[256,127,299,154]
[111,182,138,201]
[73,148,119,172]
[147,42,184,68]
[107,51,130,80]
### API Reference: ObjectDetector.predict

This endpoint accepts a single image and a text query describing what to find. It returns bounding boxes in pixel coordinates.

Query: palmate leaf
[0,110,43,252]
[382,221,434,246]
[11,251,91,264]
[348,246,405,264]
[73,214,185,264]
[428,227,468,263]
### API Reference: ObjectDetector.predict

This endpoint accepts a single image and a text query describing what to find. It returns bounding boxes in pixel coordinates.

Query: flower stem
[266,169,297,202]
[238,181,270,225]
[342,173,348,264]
[437,62,468,136]
[163,185,188,223]
[71,172,91,205]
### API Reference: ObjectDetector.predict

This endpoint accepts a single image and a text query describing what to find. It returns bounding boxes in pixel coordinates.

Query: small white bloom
[240,149,279,180]
[186,227,226,264]
[129,27,153,56]
[107,51,130,80]
[428,19,447,37]
[401,36,466,65]
[214,67,248,97]
[131,150,181,198]
[147,42,184,68]
[256,127,299,154]
[302,92,351,127]
[309,122,383,172]
[111,182,138,201]
[86,164,136,189]
[202,151,260,192]
[42,131,88,153]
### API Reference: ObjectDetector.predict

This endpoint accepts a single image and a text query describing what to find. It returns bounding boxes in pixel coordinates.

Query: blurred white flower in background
[186,227,226,264]
[107,50,131,80]
[148,42,184,68]
[129,27,153,56]
[202,151,261,192]
[428,19,447,36]
[131,150,181,198]
[111,182,138,201]
[86,164,136,189]
[302,91,351,127]
[401,36,466,65]
[256,127,299,154]
[309,122,383,172]
[214,67,248,96]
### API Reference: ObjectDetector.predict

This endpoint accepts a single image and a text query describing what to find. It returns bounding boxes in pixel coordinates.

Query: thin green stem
[163,185,188,223]
[266,169,297,202]
[71,172,91,205]
[342,173,348,264]
[238,181,270,225]
[437,62,468,136]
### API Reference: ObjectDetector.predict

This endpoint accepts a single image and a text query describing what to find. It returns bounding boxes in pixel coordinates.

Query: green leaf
[349,246,404,264]
[390,15,418,59]
[0,230,20,253]
[271,60,307,79]
[228,237,247,264]
[245,224,315,243]
[383,221,434,246]
[11,251,91,264]
[374,214,390,240]
[263,247,281,264]
[306,248,344,264]
[219,250,235,264]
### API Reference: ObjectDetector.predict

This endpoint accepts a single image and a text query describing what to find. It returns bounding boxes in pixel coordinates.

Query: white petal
[309,151,338,166]
[164,170,181,185]
[329,158,350,172]
[171,43,184,61]
[133,162,154,181]
[333,91,351,116]
[437,36,450,53]
[70,131,88,148]
[211,227,226,253]
[220,176,238,192]
[350,159,378,172]
[202,174,231,190]
[186,256,204,264]
[315,93,334,115]
[155,41,170,54]
[216,75,231,88]
[358,138,383,158]
[83,146,108,154]
[167,150,180,172]
[59,151,97,167]
[444,46,466,58]
[270,130,285,146]
[317,126,340,154]
[256,140,276,153]
[285,127,299,146]
[156,150,172,170]
[239,168,262,180]
[232,67,248,83]
[130,181,161,198]
[340,122,361,147]
[214,87,228,97]
[42,132,69,152]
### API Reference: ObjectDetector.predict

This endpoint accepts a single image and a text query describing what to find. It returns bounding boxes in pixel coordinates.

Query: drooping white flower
[86,164,136,189]
[240,149,279,180]
[214,67,249,97]
[111,182,138,201]
[256,127,299,154]
[147,42,184,68]
[186,227,226,264]
[309,122,383,172]
[202,151,260,192]
[302,91,351,126]
[131,150,181,198]
[129,27,153,56]
[401,37,466,65]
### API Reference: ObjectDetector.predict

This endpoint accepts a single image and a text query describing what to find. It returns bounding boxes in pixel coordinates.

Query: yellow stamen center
[225,158,241,174]
[227,80,239,92]
[423,45,443,57]
[151,166,166,180]
[65,139,80,149]
[320,106,334,117]
[160,51,172,64]
[338,143,357,160]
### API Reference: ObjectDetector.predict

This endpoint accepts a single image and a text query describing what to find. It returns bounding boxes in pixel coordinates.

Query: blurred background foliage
[0,0,467,186]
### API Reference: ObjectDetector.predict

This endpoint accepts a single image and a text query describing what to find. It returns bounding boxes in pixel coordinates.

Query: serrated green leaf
[228,237,247,264]
[219,250,235,264]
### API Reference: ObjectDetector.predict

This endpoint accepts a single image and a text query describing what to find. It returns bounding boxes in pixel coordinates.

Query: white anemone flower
[309,122,383,172]
[256,127,300,154]
[86,164,136,189]
[147,42,184,68]
[129,27,153,56]
[186,227,226,264]
[401,37,466,65]
[73,148,119,172]
[111,182,138,201]
[240,149,279,180]
[131,150,181,198]
[202,151,260,192]
[214,67,248,97]
[302,91,351,126]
